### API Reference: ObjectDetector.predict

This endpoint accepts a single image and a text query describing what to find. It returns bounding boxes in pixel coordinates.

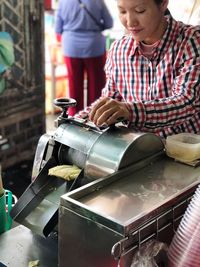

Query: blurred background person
[55,0,113,116]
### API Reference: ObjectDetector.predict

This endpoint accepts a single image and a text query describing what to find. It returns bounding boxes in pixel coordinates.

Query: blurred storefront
[0,0,45,169]
[168,0,200,25]
[44,10,67,114]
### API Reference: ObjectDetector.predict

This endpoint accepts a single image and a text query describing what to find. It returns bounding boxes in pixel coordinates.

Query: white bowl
[166,133,200,162]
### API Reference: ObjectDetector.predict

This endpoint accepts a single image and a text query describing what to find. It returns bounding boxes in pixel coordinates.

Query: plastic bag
[131,239,169,267]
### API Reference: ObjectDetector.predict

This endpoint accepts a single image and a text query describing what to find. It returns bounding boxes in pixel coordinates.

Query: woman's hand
[89,97,131,127]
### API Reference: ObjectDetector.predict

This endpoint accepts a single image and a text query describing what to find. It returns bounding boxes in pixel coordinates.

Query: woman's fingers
[89,98,130,126]
[89,97,111,123]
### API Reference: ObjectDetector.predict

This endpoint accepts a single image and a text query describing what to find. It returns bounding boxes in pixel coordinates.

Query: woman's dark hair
[154,0,170,15]
[154,0,163,4]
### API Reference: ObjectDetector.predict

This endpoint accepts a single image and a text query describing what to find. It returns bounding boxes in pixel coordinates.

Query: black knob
[53,98,76,118]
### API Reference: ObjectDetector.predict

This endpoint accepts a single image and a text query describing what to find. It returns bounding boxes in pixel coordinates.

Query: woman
[88,0,200,138]
[55,0,113,115]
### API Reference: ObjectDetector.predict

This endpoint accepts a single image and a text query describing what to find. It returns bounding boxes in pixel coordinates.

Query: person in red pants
[64,54,106,116]
[55,0,113,116]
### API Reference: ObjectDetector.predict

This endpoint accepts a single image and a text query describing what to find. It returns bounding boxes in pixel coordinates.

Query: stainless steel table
[0,225,58,267]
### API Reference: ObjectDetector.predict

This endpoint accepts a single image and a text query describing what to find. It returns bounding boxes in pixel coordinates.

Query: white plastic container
[165,133,200,162]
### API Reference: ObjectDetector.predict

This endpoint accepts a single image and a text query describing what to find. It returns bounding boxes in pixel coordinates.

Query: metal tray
[60,154,200,235]
[10,157,86,236]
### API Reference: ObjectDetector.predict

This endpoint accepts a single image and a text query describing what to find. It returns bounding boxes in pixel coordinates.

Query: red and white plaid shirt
[102,14,200,138]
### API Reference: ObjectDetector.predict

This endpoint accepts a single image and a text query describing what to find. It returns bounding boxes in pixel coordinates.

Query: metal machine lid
[85,126,164,179]
[53,121,164,179]
[53,123,101,155]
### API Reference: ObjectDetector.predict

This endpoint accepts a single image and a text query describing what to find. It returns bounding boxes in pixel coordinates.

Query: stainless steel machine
[10,98,200,267]
[59,155,200,267]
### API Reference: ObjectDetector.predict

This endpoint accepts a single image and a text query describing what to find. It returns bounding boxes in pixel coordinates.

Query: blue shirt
[55,0,113,58]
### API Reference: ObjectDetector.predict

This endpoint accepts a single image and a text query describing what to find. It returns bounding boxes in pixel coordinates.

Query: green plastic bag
[0,190,13,234]
[0,32,15,94]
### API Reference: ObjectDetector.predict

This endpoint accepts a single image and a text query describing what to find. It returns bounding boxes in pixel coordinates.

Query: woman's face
[117,0,168,44]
